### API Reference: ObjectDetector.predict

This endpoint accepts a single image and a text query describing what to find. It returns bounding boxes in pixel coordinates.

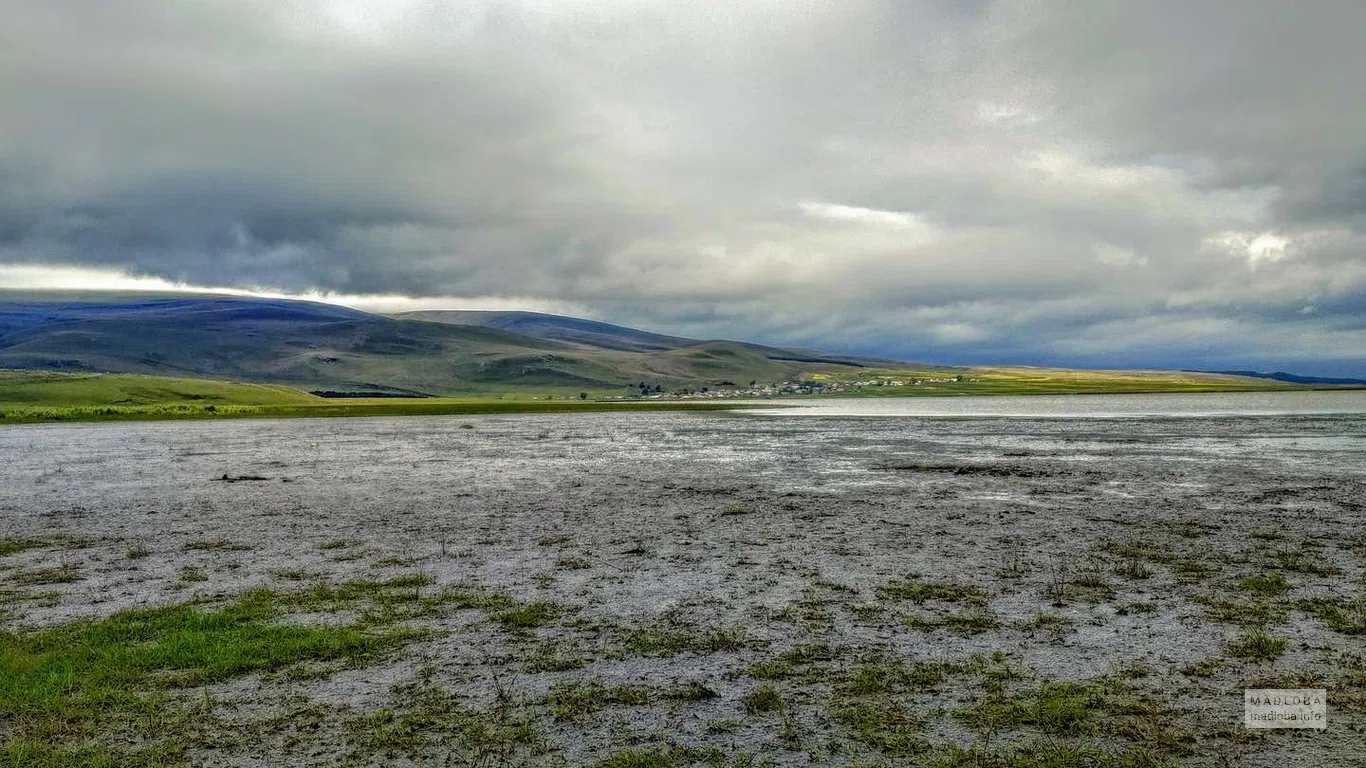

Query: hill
[395,309,901,367]
[0,292,1330,401]
[0,293,860,395]
[1194,370,1366,386]
[396,310,693,352]
[0,369,321,408]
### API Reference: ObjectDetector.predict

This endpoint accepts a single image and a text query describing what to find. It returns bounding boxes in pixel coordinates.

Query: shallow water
[735,389,1366,417]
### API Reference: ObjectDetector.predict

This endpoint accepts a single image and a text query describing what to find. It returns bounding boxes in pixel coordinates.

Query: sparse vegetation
[0,590,424,767]
[742,684,785,715]
[185,539,252,552]
[1228,628,1289,660]
[1239,572,1292,597]
[621,625,745,657]
[11,566,79,585]
[877,575,988,606]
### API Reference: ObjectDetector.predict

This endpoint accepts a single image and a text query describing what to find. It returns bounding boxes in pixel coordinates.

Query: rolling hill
[0,292,864,395]
[0,291,1328,401]
[395,309,902,367]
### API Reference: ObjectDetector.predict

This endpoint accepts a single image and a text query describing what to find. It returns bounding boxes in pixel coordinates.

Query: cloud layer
[3,0,1364,373]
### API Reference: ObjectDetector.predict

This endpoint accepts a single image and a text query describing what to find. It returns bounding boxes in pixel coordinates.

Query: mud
[1,408,1364,766]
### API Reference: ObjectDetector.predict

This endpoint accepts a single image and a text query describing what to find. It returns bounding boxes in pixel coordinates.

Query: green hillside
[0,294,852,395]
[0,370,320,407]
[0,292,1339,422]
[0,370,751,424]
[807,365,1303,397]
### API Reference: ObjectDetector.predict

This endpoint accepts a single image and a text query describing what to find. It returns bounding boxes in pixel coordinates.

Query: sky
[2,1,1364,375]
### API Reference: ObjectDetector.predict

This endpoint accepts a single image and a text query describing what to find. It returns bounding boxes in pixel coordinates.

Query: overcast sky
[2,1,1364,374]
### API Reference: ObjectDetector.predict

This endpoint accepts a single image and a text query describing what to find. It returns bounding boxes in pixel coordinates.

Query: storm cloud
[2,0,1364,373]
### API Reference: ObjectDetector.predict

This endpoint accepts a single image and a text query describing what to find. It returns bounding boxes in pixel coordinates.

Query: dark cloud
[1,0,1364,374]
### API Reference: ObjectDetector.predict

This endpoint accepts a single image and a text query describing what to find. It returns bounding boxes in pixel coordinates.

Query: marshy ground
[1,410,1363,766]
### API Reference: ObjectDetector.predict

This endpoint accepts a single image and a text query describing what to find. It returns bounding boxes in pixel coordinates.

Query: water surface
[736,389,1366,418]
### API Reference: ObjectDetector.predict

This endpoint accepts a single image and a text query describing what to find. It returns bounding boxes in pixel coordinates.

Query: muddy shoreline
[2,411,1363,766]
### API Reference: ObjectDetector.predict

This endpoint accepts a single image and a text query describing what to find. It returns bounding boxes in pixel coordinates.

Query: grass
[741,684,785,715]
[10,566,80,585]
[877,575,988,606]
[547,681,651,720]
[491,601,559,633]
[833,700,927,756]
[814,364,1312,398]
[0,371,318,410]
[1238,572,1293,597]
[0,590,424,767]
[0,370,753,425]
[954,682,1100,737]
[1228,628,1289,661]
[1015,612,1075,634]
[1,364,1329,426]
[0,538,44,557]
[620,625,745,657]
[345,683,537,761]
[906,612,1002,636]
[1194,595,1288,626]
[184,539,252,552]
[1269,549,1340,576]
[930,742,1169,767]
[841,661,949,696]
[1296,595,1366,635]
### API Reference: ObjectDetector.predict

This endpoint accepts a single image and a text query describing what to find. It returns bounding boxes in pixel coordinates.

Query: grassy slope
[0,371,748,425]
[811,365,1309,397]
[0,370,321,407]
[0,366,1339,427]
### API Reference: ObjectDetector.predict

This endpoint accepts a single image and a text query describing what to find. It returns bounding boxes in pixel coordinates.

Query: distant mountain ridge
[1192,370,1366,386]
[0,292,877,395]
[0,291,1332,398]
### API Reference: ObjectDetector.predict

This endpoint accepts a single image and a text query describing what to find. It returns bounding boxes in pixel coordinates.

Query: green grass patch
[0,590,424,766]
[1228,628,1289,661]
[10,566,79,585]
[833,700,927,757]
[183,539,252,552]
[345,683,536,761]
[0,538,44,557]
[620,625,745,657]
[1296,595,1366,635]
[930,742,1169,767]
[1238,572,1293,597]
[546,681,650,720]
[1193,595,1288,626]
[905,612,1001,636]
[741,684,785,715]
[877,575,988,606]
[491,601,559,633]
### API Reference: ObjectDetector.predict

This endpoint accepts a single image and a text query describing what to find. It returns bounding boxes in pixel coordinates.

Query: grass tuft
[1228,628,1289,661]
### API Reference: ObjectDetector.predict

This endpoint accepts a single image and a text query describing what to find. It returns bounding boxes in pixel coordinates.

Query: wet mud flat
[1,411,1364,766]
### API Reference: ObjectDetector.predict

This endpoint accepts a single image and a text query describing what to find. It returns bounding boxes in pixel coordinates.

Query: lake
[736,389,1366,417]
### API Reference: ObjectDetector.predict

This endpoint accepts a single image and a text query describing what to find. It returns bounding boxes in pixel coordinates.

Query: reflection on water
[735,390,1366,418]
